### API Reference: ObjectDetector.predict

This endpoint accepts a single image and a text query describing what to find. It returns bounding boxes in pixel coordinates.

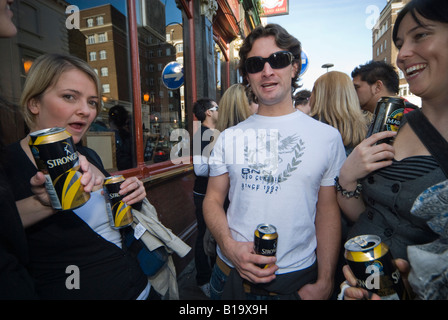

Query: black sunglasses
[245,51,294,74]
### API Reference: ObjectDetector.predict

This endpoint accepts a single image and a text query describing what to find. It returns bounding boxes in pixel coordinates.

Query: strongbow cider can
[254,224,278,268]
[366,97,409,144]
[344,234,407,300]
[103,175,133,229]
[29,127,90,210]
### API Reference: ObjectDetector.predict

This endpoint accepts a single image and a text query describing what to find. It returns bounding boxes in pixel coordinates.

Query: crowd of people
[1,0,447,300]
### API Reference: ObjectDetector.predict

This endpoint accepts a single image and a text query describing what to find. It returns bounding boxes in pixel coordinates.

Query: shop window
[139,0,186,164]
[2,0,188,171]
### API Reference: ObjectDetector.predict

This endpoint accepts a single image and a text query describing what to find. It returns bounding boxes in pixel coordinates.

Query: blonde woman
[216,84,253,132]
[3,53,149,299]
[310,71,369,155]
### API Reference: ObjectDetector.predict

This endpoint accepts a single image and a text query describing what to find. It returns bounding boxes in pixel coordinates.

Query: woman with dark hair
[339,0,448,299]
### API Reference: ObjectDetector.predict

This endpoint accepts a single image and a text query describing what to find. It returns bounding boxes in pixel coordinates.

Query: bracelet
[334,176,362,199]
[337,281,351,300]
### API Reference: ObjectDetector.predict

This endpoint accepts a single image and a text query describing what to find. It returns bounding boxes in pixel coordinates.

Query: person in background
[215,84,253,133]
[309,71,369,156]
[293,89,311,115]
[0,0,39,299]
[204,24,346,300]
[308,70,369,299]
[338,0,448,299]
[192,98,218,298]
[246,86,259,114]
[4,53,149,299]
[351,60,401,115]
[199,84,255,290]
[108,104,132,170]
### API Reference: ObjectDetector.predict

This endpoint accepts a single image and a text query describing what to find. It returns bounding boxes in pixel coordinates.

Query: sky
[69,0,388,91]
[267,0,389,90]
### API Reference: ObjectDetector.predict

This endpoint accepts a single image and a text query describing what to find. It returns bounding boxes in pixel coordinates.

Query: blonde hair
[216,84,252,132]
[310,71,368,148]
[20,53,102,129]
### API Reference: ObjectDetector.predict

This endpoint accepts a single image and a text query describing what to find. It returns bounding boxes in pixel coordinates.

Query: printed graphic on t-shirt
[241,132,305,194]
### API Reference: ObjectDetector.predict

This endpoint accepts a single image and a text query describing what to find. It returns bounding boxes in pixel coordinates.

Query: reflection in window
[99,50,107,60]
[138,0,186,163]
[98,33,107,43]
[101,67,108,77]
[102,84,110,93]
[1,0,188,169]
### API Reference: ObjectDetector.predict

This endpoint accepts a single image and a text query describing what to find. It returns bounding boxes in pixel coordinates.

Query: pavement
[177,260,211,300]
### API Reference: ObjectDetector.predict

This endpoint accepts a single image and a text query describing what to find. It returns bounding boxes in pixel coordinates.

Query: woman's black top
[0,166,38,299]
[348,155,443,259]
[4,142,147,299]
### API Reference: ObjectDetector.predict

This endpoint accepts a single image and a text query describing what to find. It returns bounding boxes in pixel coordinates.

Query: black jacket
[4,142,147,299]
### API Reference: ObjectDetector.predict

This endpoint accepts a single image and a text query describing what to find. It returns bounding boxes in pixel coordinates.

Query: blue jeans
[210,263,227,300]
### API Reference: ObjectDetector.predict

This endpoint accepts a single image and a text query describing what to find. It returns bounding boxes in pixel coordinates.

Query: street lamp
[321,63,334,72]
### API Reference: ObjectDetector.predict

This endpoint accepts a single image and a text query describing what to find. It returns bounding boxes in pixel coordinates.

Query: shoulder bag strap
[405,109,448,178]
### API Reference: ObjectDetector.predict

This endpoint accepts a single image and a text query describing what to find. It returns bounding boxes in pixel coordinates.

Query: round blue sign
[162,61,184,90]
[300,50,309,76]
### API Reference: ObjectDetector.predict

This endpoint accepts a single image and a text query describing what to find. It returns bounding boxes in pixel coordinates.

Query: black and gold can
[103,175,133,229]
[254,224,278,268]
[29,127,90,210]
[344,234,407,300]
[366,97,408,144]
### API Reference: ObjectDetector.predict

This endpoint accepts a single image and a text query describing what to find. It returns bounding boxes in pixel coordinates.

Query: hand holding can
[254,224,278,269]
[344,235,408,300]
[366,97,409,144]
[29,127,90,210]
[103,175,133,229]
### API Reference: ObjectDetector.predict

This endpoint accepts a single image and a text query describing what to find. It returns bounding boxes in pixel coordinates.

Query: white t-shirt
[209,110,346,274]
[73,189,122,248]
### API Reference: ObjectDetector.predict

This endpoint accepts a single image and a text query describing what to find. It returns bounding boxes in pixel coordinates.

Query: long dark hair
[393,0,448,46]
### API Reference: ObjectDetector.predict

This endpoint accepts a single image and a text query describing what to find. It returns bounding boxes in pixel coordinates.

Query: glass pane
[72,1,134,171]
[139,0,186,164]
[0,0,136,171]
[1,0,189,169]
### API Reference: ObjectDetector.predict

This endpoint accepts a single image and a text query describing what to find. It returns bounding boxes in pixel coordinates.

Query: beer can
[344,234,407,300]
[254,224,278,268]
[103,175,133,229]
[366,97,407,144]
[29,127,90,210]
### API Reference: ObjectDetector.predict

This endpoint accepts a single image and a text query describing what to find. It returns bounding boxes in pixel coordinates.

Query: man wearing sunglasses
[203,24,346,300]
[192,98,219,298]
